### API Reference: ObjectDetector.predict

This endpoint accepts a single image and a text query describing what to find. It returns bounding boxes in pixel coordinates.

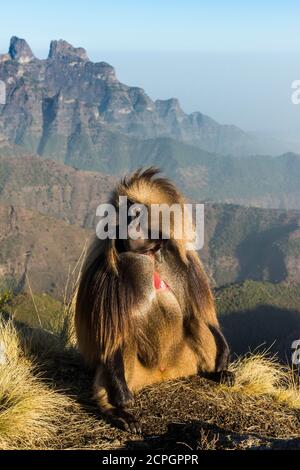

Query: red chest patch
[153,271,169,291]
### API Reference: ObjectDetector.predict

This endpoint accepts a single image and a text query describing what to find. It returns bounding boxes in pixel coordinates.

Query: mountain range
[0,36,299,296]
[0,36,294,163]
[1,36,300,211]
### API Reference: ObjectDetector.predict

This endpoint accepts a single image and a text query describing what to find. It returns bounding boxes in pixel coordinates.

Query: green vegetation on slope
[216,280,300,360]
[5,292,63,331]
[216,280,300,316]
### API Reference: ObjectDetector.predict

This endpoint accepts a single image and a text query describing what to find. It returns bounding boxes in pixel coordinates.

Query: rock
[0,32,294,175]
[0,35,270,163]
[48,39,89,61]
[8,36,35,63]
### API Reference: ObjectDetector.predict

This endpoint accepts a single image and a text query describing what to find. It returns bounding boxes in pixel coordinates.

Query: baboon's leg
[93,354,142,434]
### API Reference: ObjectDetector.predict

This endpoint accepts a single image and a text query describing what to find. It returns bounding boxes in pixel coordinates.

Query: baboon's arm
[202,325,235,386]
[209,324,231,372]
[104,349,134,408]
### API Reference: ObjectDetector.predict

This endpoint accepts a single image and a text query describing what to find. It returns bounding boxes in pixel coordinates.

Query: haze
[1,0,300,136]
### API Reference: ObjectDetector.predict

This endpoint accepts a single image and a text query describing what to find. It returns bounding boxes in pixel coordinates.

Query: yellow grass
[227,353,300,409]
[0,320,73,449]
[59,242,88,349]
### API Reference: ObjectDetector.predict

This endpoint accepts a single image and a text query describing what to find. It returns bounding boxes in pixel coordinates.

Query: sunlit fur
[75,168,225,398]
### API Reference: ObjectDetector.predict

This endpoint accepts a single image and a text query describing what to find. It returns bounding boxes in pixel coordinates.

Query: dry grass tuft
[59,243,88,349]
[0,319,75,449]
[0,317,131,450]
[228,354,300,409]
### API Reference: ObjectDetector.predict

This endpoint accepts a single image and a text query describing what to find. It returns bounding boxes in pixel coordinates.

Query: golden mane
[75,167,208,365]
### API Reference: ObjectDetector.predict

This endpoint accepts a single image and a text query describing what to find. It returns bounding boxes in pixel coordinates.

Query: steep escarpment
[0,36,282,162]
[0,202,89,296]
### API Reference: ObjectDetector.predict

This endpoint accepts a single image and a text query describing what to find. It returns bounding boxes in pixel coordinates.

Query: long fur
[75,167,217,366]
[75,239,137,364]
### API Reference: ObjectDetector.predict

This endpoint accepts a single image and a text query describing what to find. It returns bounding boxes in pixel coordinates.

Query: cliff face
[0,154,114,227]
[1,36,300,211]
[0,202,90,297]
[0,36,270,162]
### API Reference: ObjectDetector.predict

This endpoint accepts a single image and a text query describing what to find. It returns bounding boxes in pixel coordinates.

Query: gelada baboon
[75,168,234,433]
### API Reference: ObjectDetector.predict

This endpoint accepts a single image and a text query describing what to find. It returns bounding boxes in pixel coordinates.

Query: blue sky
[1,0,300,53]
[1,1,300,134]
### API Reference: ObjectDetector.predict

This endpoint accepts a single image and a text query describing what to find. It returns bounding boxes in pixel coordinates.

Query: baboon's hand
[219,370,235,386]
[203,370,235,386]
[111,387,135,408]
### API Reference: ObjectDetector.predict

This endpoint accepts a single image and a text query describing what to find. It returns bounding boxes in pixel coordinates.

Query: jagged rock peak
[48,39,89,61]
[155,98,184,116]
[9,36,35,62]
[156,98,181,109]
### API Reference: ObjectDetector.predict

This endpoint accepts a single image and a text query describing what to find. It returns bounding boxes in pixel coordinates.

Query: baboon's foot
[110,408,142,434]
[203,370,235,386]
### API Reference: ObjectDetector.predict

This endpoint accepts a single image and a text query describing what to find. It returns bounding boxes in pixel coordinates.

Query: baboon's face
[125,201,163,254]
